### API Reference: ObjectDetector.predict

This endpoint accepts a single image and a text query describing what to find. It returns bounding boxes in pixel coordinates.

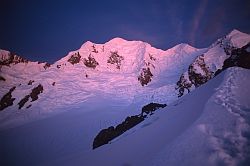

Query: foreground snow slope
[46,67,249,166]
[1,67,249,166]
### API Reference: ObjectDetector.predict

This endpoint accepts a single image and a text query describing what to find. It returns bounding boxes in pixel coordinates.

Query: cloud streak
[190,0,208,46]
[202,7,225,36]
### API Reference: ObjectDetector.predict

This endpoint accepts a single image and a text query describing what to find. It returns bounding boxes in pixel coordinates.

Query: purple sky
[1,0,250,63]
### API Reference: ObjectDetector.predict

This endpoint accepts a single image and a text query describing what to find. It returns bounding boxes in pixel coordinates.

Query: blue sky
[1,0,250,63]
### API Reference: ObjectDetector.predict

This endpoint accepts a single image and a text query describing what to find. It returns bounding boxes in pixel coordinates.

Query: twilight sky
[1,0,250,63]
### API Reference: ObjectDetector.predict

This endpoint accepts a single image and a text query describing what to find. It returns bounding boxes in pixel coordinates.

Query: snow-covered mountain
[0,34,207,128]
[0,29,250,166]
[176,29,250,97]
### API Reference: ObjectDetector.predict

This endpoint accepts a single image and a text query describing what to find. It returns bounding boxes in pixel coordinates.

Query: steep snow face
[158,43,206,77]
[205,29,250,72]
[175,30,250,97]
[55,38,151,74]
[55,38,201,76]
[227,29,250,48]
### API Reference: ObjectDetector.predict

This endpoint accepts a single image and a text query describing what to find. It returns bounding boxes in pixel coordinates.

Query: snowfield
[0,29,250,166]
[1,67,249,166]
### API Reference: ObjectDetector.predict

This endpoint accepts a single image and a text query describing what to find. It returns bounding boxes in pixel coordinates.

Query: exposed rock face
[92,102,166,149]
[28,80,35,85]
[141,103,167,115]
[215,43,250,75]
[0,75,6,81]
[176,40,250,98]
[188,55,213,88]
[83,54,99,69]
[215,36,236,55]
[93,126,116,149]
[138,67,153,86]
[0,87,16,111]
[0,52,28,66]
[18,95,30,109]
[68,52,81,65]
[91,45,98,53]
[43,63,51,70]
[176,74,192,97]
[92,115,144,149]
[175,55,213,97]
[149,54,156,61]
[107,51,124,69]
[18,84,44,109]
[30,84,43,101]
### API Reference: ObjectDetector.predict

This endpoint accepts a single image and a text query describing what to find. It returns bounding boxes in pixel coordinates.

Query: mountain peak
[79,38,130,50]
[0,49,29,66]
[0,49,11,60]
[226,29,250,48]
[167,43,198,54]
[106,37,128,44]
[228,29,246,37]
[175,43,197,50]
[80,40,95,48]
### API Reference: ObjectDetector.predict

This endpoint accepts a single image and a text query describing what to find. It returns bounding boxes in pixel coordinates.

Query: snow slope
[149,67,250,166]
[1,67,248,166]
[35,67,249,166]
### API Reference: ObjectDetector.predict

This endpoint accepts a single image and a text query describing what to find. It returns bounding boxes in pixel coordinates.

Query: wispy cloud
[202,7,225,37]
[190,0,208,45]
[166,3,184,41]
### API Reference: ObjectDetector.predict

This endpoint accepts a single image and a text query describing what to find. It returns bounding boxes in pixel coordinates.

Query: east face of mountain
[0,30,249,123]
